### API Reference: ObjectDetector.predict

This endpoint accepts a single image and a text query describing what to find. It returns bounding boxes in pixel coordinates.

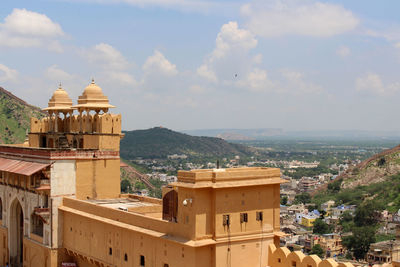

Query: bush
[311,244,325,258]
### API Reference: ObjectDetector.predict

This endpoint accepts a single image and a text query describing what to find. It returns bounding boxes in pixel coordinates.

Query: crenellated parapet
[30,113,121,135]
[268,244,356,267]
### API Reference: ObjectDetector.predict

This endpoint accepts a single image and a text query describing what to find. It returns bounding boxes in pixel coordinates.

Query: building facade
[0,81,292,267]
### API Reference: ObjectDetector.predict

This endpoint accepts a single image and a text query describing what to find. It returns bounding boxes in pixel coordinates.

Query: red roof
[120,161,129,168]
[35,184,51,191]
[0,158,50,176]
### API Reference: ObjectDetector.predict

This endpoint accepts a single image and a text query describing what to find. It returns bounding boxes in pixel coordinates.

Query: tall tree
[311,244,325,258]
[313,218,331,235]
[342,226,376,260]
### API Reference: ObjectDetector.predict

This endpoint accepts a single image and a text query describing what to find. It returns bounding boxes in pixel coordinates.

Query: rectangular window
[240,213,248,223]
[222,214,230,227]
[140,255,145,266]
[109,247,112,255]
[256,211,263,221]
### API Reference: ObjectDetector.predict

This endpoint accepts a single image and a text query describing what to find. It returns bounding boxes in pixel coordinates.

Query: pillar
[79,110,83,133]
[86,109,90,133]
[54,112,58,132]
[63,112,68,132]
[48,111,53,132]
[69,111,73,133]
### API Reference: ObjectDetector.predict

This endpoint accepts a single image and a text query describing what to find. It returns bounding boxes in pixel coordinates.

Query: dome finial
[91,78,95,84]
[58,82,62,89]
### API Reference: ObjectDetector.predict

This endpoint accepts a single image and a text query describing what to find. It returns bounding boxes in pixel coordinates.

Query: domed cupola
[43,84,73,112]
[72,79,115,112]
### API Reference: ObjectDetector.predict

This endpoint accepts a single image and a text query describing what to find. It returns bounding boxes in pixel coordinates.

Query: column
[63,112,67,132]
[48,111,53,132]
[54,112,58,132]
[69,111,73,133]
[86,109,90,133]
[79,109,83,133]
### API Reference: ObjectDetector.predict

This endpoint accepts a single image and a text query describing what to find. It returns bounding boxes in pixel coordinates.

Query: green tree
[281,196,288,205]
[342,226,376,260]
[135,181,146,190]
[339,211,354,233]
[327,178,342,193]
[294,193,311,204]
[310,244,325,258]
[313,218,331,235]
[354,201,383,227]
[120,179,132,193]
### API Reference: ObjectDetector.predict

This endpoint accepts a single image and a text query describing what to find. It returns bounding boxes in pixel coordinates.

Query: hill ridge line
[0,86,44,114]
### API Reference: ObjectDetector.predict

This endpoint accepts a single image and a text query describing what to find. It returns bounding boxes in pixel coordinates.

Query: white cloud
[197,21,323,95]
[143,50,178,76]
[0,64,18,83]
[336,46,350,57]
[252,54,263,64]
[356,73,400,95]
[189,84,207,94]
[197,21,258,84]
[87,43,129,70]
[84,43,136,87]
[2,8,63,37]
[281,69,322,94]
[238,68,275,92]
[197,64,217,82]
[394,42,400,49]
[241,0,359,38]
[47,40,64,53]
[45,65,74,82]
[62,0,236,14]
[108,71,137,86]
[0,9,64,51]
[213,21,257,59]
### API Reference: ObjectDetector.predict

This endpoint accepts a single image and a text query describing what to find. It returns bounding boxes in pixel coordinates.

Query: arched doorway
[162,190,178,222]
[9,198,24,266]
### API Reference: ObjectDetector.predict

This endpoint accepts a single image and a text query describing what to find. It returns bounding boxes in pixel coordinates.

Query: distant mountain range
[183,128,400,140]
[183,128,284,140]
[120,127,254,159]
[0,87,45,144]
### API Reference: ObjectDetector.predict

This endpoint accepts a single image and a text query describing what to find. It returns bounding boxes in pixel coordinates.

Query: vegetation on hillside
[313,173,400,212]
[0,87,45,144]
[339,147,400,189]
[284,165,338,179]
[340,201,384,259]
[120,127,254,160]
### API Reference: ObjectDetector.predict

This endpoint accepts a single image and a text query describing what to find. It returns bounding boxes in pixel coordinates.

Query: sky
[1,0,400,132]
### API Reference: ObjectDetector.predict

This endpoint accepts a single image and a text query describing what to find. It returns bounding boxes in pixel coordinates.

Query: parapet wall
[30,113,121,134]
[268,244,355,267]
[268,244,395,267]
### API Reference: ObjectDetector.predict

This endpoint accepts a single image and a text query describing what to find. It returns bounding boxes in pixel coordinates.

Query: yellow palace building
[0,81,364,267]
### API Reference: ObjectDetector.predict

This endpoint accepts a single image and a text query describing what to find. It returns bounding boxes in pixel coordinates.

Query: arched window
[31,213,43,237]
[162,189,178,222]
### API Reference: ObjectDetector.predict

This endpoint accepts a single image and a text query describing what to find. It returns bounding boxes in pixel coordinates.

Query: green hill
[120,127,254,159]
[313,144,400,212]
[0,86,45,144]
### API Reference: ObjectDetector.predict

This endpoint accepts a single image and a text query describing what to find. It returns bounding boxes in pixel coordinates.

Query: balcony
[35,179,50,192]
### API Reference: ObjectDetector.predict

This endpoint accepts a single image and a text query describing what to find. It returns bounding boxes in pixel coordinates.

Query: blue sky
[1,0,400,132]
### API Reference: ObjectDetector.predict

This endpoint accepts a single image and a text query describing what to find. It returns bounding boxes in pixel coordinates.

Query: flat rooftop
[172,167,286,188]
[85,195,163,219]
